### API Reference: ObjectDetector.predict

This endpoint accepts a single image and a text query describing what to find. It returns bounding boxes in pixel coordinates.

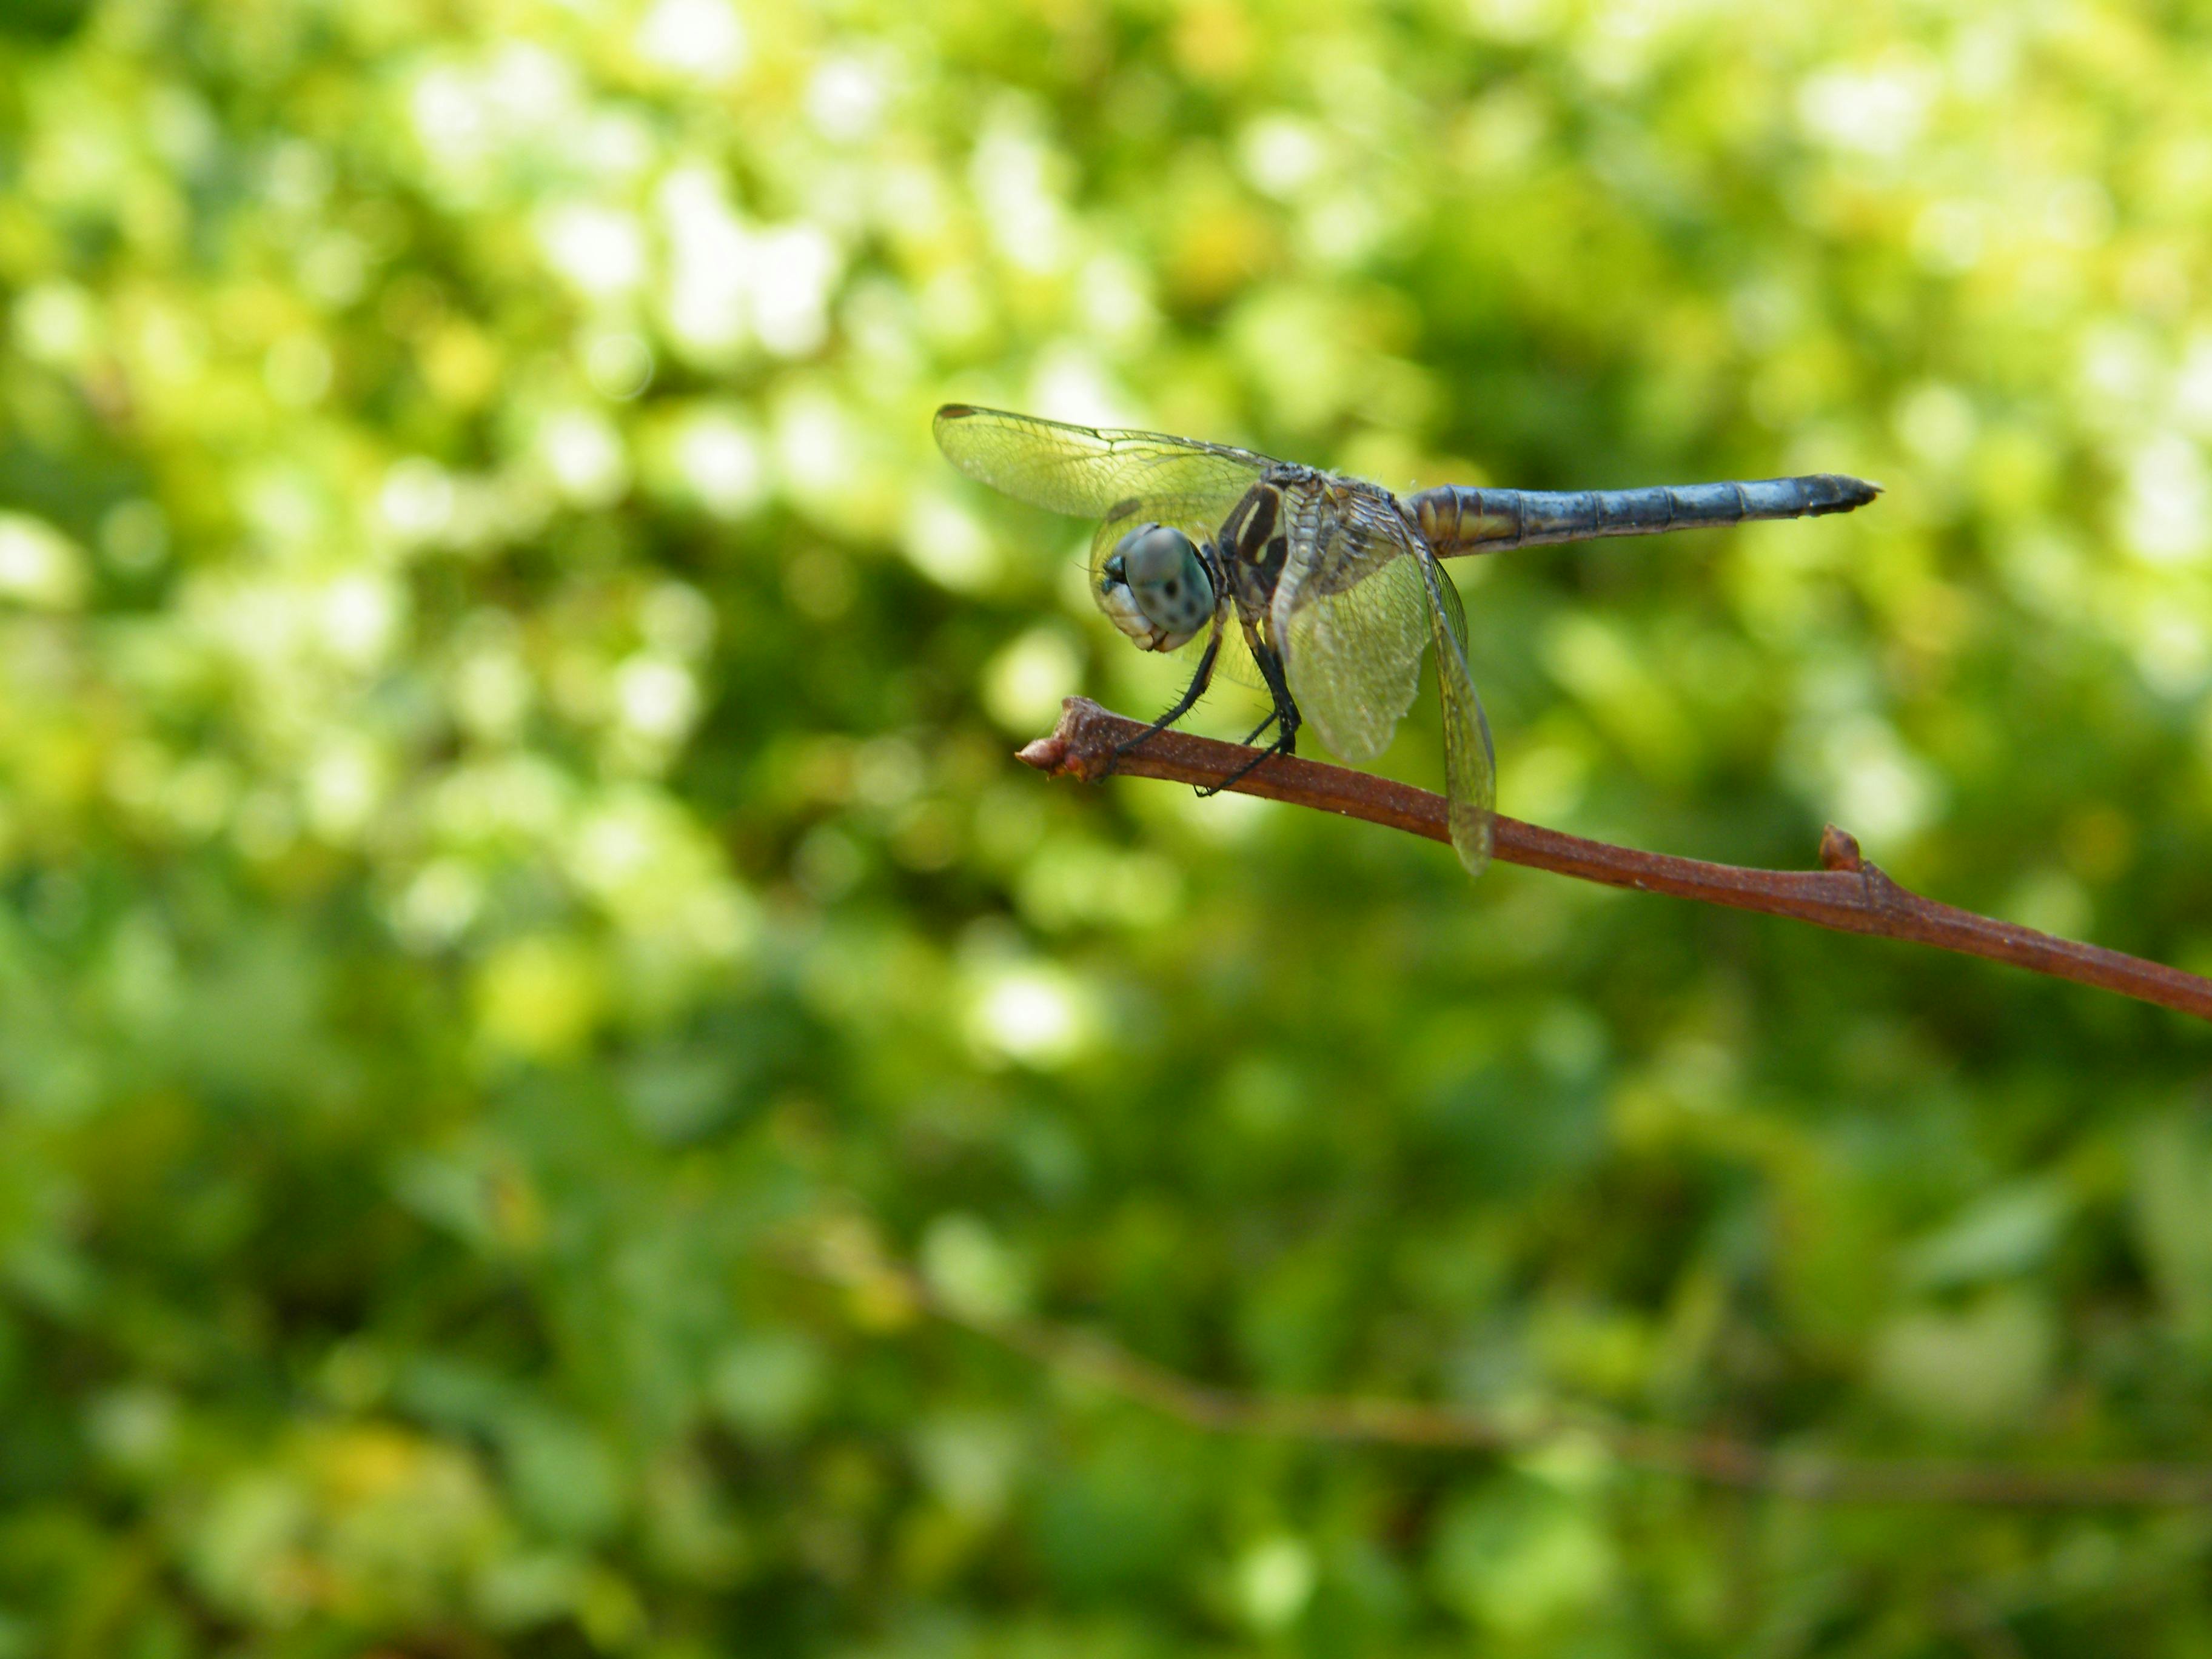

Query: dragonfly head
[1098,521,1215,651]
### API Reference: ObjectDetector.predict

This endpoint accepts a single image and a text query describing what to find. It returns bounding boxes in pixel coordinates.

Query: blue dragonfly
[936,404,1880,877]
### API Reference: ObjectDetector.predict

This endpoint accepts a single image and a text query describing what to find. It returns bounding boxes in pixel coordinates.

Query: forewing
[934,404,1269,520]
[1281,549,1428,765]
[1278,489,1427,764]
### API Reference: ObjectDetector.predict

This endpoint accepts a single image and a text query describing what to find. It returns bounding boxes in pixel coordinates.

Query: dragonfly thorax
[1098,521,1217,651]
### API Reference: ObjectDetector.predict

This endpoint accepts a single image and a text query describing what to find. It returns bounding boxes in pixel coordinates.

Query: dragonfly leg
[1102,624,1222,777]
[1198,637,1299,797]
[1252,634,1299,759]
[1236,708,1279,746]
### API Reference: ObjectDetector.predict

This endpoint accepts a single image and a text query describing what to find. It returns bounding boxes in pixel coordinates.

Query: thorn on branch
[1818,823,1864,871]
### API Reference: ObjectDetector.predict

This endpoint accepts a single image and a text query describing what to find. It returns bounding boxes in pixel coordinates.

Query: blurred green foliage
[4,0,2212,1653]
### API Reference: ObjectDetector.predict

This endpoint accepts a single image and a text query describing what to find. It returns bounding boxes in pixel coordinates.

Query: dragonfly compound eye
[1106,522,1213,648]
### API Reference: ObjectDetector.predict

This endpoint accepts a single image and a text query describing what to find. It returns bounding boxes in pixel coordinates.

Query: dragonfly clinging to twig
[934,403,1880,878]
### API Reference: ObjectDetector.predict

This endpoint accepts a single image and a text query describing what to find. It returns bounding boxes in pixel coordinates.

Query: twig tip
[1019,700,1119,779]
[1016,734,1068,773]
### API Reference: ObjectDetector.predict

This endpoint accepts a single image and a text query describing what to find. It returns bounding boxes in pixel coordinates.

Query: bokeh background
[6,0,2212,1652]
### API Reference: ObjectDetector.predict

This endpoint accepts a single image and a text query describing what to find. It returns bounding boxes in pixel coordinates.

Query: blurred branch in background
[1022,700,2212,1025]
[793,1221,2212,1509]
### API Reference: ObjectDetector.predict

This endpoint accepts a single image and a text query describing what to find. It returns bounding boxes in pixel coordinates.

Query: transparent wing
[1279,491,1495,876]
[939,404,1271,689]
[1419,548,1497,878]
[1278,488,1430,763]
[1281,547,1428,765]
[934,404,1270,520]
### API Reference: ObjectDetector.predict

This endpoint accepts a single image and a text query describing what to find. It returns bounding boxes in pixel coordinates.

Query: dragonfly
[934,403,1880,878]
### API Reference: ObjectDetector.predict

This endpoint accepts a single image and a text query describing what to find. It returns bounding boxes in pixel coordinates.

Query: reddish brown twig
[1019,699,2212,1024]
[791,1223,2212,1506]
